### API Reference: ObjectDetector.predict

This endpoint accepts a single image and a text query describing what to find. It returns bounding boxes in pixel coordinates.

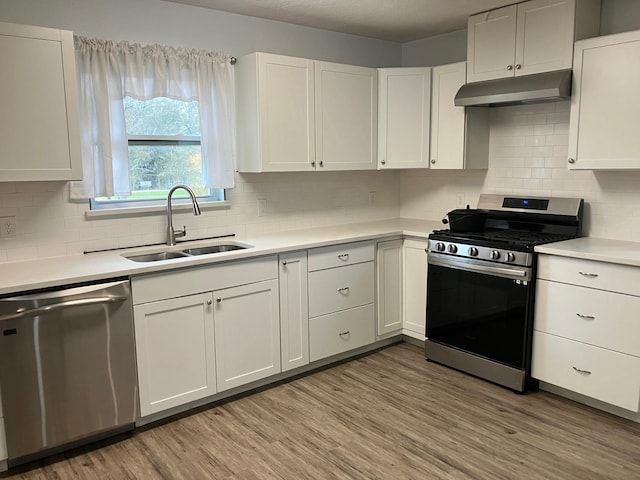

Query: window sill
[85,200,231,218]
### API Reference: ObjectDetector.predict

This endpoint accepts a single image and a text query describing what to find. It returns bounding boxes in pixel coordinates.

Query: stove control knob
[506,252,516,262]
[468,247,479,256]
[448,244,458,254]
[491,250,501,260]
[435,242,446,252]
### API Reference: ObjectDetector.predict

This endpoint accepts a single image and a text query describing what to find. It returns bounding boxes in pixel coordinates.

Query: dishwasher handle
[0,295,128,322]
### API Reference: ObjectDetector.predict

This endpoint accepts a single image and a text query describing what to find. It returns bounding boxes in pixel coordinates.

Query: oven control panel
[428,240,533,267]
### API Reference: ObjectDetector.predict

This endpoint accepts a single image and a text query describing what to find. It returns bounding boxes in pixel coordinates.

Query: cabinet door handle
[579,271,598,278]
[572,366,592,375]
[282,260,287,266]
[506,64,513,71]
[216,297,222,303]
[568,158,576,165]
[311,161,316,167]
[319,160,324,167]
[338,331,350,337]
[206,299,213,306]
[337,286,350,294]
[515,64,521,70]
[337,253,349,260]
[576,313,595,320]
[381,159,386,165]
[430,159,436,164]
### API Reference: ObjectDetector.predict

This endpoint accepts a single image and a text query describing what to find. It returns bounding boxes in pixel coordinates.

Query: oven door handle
[428,254,531,280]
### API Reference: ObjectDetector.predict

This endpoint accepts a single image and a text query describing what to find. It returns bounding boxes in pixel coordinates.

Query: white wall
[0,0,402,263]
[402,30,466,67]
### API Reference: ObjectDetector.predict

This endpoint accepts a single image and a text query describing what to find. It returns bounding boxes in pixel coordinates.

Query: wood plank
[5,344,640,479]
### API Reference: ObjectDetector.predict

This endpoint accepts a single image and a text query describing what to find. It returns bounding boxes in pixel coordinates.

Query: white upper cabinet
[466,0,601,83]
[377,67,431,169]
[0,22,82,181]
[236,53,315,172]
[315,61,377,170]
[568,30,640,170]
[237,53,377,172]
[430,62,489,170]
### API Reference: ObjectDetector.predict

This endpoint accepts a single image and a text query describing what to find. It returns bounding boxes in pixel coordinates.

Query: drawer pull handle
[572,366,592,375]
[337,253,349,260]
[576,313,595,320]
[337,286,350,294]
[339,331,350,337]
[579,271,598,278]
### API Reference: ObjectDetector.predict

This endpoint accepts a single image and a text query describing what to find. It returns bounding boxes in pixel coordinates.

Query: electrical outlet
[0,216,16,239]
[455,192,466,208]
[257,199,267,217]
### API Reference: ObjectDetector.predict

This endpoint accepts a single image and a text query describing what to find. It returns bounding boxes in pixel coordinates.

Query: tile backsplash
[0,170,400,263]
[401,101,640,242]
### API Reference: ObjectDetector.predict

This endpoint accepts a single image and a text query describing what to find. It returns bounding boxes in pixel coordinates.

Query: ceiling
[161,0,526,43]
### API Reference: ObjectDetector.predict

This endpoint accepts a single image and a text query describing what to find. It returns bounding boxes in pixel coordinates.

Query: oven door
[426,253,534,370]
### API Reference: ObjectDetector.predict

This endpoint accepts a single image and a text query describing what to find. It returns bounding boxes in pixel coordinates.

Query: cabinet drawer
[308,241,374,271]
[535,280,640,356]
[537,255,640,296]
[309,304,375,362]
[308,262,374,317]
[532,331,640,412]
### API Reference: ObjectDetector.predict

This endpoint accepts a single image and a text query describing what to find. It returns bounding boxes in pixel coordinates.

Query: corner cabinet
[0,22,82,181]
[376,239,403,336]
[568,30,640,170]
[236,52,377,172]
[377,68,431,169]
[466,0,600,83]
[430,62,489,170]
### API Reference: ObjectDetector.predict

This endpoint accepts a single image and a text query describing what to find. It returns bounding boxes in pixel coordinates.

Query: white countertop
[535,237,640,267]
[0,218,441,296]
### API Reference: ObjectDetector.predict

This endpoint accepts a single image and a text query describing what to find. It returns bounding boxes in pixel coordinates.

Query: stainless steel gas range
[425,194,584,392]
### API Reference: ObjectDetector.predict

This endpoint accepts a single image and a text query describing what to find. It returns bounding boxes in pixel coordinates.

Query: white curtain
[71,37,236,199]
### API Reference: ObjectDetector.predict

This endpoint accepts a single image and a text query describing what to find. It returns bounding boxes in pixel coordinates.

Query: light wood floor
[3,343,640,479]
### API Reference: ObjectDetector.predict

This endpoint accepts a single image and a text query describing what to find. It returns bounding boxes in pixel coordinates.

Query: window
[91,97,225,210]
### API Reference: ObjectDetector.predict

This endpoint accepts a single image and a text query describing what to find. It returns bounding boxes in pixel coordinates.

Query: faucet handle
[175,226,187,239]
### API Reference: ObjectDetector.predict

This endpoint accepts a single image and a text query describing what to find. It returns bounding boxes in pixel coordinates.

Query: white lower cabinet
[403,239,428,338]
[279,251,310,372]
[134,293,216,417]
[132,257,279,417]
[308,241,376,361]
[376,239,403,336]
[533,254,640,412]
[214,279,280,392]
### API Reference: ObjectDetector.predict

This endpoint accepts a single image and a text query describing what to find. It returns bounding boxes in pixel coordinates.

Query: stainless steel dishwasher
[0,279,138,465]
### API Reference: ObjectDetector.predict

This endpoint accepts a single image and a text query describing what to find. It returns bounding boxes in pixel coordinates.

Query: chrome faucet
[166,185,202,246]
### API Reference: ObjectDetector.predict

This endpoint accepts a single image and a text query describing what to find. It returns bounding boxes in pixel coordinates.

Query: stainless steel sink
[125,251,190,262]
[124,243,250,262]
[181,244,246,255]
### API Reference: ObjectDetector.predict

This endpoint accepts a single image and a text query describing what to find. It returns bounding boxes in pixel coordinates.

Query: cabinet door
[236,53,315,172]
[467,5,517,82]
[134,293,216,417]
[377,68,431,169]
[403,239,428,337]
[568,32,640,170]
[515,0,575,76]
[430,62,466,170]
[0,22,81,181]
[214,279,280,392]
[279,251,309,372]
[315,61,377,170]
[376,240,403,336]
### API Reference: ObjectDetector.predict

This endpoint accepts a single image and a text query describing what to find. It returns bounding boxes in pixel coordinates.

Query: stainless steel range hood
[454,69,572,107]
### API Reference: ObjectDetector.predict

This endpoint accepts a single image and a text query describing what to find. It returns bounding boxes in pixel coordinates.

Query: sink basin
[125,251,190,262]
[124,243,250,262]
[181,244,247,255]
